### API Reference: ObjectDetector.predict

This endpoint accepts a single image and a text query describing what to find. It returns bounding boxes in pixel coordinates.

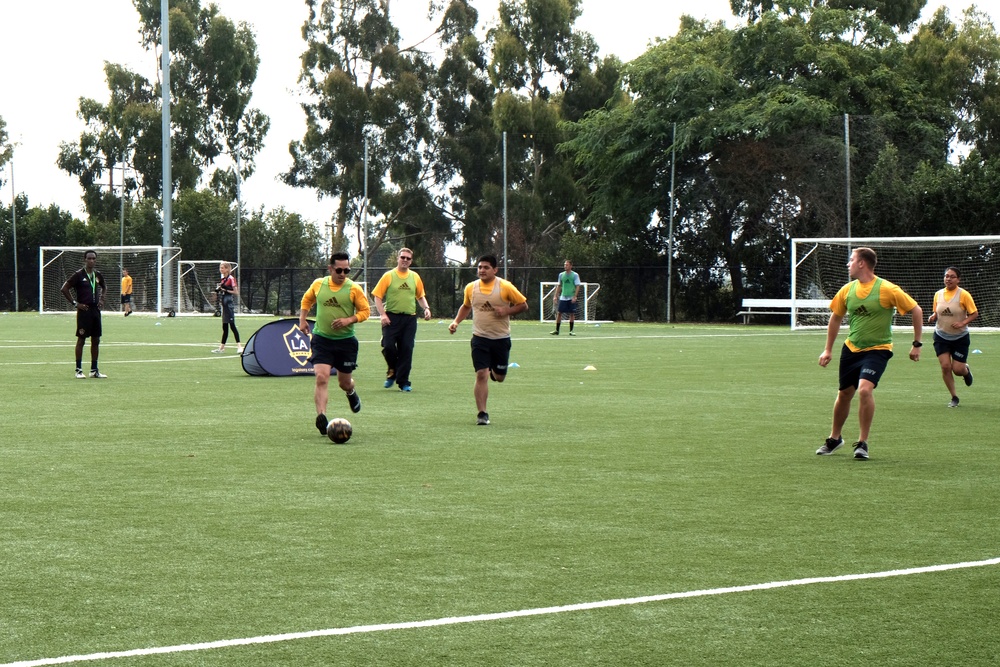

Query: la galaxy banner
[241,319,316,376]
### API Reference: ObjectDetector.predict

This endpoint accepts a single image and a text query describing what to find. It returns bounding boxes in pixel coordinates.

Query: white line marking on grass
[4,557,998,667]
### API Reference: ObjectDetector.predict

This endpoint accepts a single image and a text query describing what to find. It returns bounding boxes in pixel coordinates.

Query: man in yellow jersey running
[927,266,978,408]
[299,251,371,435]
[448,254,529,425]
[371,247,432,391]
[816,247,922,460]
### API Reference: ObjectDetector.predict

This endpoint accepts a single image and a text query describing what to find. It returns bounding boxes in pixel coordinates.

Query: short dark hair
[944,266,961,278]
[477,254,498,268]
[84,250,98,259]
[330,251,350,265]
[855,247,877,269]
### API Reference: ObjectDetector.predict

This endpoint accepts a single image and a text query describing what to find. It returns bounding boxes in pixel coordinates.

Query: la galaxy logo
[282,323,312,367]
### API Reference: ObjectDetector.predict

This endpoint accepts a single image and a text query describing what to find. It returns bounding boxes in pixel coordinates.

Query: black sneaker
[948,396,960,408]
[476,411,490,426]
[853,441,869,460]
[964,366,973,387]
[315,413,329,435]
[816,436,844,455]
[347,390,362,413]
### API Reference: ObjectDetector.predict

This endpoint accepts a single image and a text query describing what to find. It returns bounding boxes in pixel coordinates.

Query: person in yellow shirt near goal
[927,266,978,408]
[448,254,529,426]
[121,267,133,316]
[298,251,370,435]
[816,247,923,460]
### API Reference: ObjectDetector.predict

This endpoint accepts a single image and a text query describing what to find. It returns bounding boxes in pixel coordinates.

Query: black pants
[381,313,418,386]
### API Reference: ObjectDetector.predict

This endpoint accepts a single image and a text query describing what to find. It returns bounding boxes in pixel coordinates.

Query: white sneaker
[211,348,225,354]
[89,369,107,378]
[75,369,86,379]
[236,345,243,354]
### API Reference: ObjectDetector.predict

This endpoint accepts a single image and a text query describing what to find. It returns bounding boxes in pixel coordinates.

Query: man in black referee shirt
[61,250,108,378]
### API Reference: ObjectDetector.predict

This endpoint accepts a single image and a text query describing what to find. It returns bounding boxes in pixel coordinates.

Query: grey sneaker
[964,366,973,387]
[948,396,960,408]
[816,437,844,455]
[853,441,869,460]
[476,411,490,425]
[89,369,107,378]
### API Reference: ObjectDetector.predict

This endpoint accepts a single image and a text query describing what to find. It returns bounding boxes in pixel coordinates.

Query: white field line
[4,557,998,667]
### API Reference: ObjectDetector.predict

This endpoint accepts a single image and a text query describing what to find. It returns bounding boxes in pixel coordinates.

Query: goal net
[539,282,601,322]
[791,236,1000,330]
[40,246,181,314]
[177,261,242,316]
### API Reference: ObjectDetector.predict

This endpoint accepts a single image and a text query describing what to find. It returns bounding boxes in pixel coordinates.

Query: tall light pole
[10,148,17,312]
[235,152,242,294]
[161,0,173,311]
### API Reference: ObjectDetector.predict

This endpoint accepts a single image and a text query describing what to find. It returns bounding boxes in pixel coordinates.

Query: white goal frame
[791,235,1000,331]
[539,282,601,322]
[40,245,181,315]
[177,260,241,316]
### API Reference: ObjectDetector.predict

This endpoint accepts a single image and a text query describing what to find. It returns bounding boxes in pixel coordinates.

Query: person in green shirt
[816,247,922,460]
[371,248,432,391]
[298,252,371,435]
[550,259,581,336]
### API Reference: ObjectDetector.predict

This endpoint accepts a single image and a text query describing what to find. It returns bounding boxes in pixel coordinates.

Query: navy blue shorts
[121,294,131,304]
[471,335,511,377]
[838,346,892,390]
[309,334,359,374]
[557,299,577,315]
[932,332,971,363]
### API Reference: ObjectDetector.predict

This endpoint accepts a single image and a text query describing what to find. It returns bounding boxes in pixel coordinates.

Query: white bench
[737,298,830,324]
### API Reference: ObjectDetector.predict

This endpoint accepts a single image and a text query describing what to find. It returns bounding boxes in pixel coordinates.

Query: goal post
[177,260,242,316]
[539,282,601,322]
[40,245,181,315]
[791,236,1000,330]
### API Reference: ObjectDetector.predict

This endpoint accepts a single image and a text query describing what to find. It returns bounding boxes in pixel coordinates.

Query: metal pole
[502,131,508,278]
[11,155,17,312]
[362,137,369,293]
[667,123,676,323]
[235,152,242,300]
[161,0,173,311]
[844,113,852,256]
[119,164,125,297]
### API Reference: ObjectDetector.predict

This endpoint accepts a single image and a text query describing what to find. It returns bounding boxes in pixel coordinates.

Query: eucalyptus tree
[59,1,268,226]
[564,1,996,318]
[286,0,461,262]
[482,0,603,264]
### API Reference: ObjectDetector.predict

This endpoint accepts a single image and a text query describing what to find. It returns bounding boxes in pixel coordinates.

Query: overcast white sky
[0,0,989,230]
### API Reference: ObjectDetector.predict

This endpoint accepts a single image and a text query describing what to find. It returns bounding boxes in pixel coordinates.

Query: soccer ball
[327,418,352,444]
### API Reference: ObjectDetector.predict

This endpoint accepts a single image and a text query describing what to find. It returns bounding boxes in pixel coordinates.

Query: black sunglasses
[399,256,413,261]
[333,268,350,275]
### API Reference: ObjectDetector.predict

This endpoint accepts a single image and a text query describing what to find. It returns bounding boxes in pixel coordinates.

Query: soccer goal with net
[791,236,1000,330]
[539,282,601,322]
[177,261,242,316]
[40,246,181,314]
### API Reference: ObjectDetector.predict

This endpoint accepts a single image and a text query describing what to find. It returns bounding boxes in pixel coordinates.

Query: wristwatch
[912,341,923,347]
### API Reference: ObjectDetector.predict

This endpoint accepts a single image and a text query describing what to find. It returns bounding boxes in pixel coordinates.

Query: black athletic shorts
[932,332,971,363]
[309,333,359,374]
[75,307,103,339]
[471,335,511,377]
[838,346,892,390]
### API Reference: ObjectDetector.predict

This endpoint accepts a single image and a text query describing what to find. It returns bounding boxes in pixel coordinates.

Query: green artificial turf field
[1,312,997,666]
